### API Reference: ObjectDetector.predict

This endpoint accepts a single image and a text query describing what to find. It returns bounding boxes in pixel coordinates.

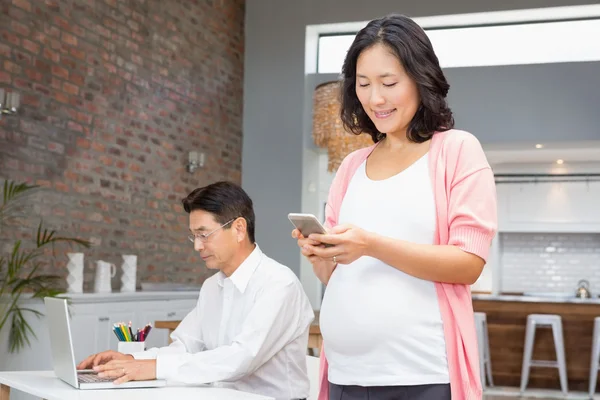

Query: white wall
[500,232,600,294]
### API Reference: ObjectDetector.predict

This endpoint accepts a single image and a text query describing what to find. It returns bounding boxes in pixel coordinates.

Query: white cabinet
[0,301,52,371]
[497,181,600,232]
[139,300,194,350]
[0,292,198,375]
[69,303,139,363]
[70,312,102,364]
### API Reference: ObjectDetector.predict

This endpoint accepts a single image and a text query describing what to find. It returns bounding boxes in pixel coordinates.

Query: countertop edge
[1,291,200,304]
[472,294,600,304]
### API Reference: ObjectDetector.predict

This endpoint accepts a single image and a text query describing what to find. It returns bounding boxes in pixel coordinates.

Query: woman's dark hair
[340,14,454,143]
[182,181,256,243]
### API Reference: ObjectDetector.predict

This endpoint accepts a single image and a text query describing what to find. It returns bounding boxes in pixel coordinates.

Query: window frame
[305,4,600,74]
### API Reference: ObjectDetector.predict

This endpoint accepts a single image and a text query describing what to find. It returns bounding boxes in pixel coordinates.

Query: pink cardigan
[318,129,498,400]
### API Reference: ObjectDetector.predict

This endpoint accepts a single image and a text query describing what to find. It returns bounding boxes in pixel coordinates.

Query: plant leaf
[32,288,64,299]
[1,179,90,353]
[2,181,37,205]
[18,307,43,317]
[0,255,6,286]
[8,308,38,353]
[35,221,91,249]
[0,181,39,228]
[7,242,40,280]
[12,275,58,292]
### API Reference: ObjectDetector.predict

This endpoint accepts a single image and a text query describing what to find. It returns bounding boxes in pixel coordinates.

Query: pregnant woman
[293,14,497,400]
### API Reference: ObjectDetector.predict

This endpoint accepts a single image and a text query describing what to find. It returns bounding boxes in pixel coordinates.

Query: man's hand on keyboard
[77,350,134,370]
[94,359,157,385]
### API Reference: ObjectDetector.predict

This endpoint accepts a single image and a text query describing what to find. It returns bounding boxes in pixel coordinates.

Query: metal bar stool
[474,312,494,389]
[520,314,568,395]
[589,316,600,398]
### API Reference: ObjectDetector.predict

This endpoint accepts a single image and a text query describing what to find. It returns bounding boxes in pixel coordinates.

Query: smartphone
[288,213,333,247]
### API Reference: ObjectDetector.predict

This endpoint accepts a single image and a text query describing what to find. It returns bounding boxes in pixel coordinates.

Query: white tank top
[319,153,450,386]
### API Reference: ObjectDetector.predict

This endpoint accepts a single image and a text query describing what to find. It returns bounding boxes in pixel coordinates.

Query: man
[78,181,314,400]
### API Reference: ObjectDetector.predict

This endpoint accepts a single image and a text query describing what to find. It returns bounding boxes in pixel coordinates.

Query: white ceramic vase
[120,254,137,292]
[66,252,84,293]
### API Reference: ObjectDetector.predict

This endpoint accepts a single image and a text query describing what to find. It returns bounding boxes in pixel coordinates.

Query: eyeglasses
[187,218,236,243]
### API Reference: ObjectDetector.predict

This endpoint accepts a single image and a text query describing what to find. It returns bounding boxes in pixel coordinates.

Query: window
[313,8,600,73]
[429,19,600,68]
[317,35,356,74]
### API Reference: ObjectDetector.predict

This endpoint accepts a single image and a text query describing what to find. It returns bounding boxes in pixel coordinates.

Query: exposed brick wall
[0,0,245,290]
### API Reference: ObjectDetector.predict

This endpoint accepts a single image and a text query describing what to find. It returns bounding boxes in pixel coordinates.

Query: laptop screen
[44,297,80,388]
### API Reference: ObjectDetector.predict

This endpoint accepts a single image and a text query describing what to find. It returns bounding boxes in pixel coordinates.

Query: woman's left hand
[307,224,373,265]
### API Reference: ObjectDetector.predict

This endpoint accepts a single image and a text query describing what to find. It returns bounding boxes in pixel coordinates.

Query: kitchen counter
[473,295,600,392]
[1,290,200,304]
[473,293,600,304]
[63,291,200,303]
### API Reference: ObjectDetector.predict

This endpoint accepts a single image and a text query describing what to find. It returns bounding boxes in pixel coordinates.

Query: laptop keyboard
[78,373,114,383]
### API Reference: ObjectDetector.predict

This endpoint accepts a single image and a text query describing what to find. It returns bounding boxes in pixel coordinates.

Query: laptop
[44,297,167,390]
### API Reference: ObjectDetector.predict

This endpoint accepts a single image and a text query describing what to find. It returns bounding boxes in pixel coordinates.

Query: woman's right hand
[292,229,337,285]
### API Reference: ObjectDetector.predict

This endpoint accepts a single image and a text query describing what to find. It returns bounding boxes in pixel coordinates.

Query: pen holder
[118,341,145,354]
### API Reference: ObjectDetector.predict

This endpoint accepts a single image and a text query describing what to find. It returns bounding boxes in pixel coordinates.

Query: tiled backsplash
[501,232,600,294]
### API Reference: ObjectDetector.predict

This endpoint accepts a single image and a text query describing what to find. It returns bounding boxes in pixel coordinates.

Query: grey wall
[446,62,600,144]
[243,0,600,276]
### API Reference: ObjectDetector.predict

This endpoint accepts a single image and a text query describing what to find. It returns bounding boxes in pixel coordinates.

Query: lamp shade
[312,81,372,172]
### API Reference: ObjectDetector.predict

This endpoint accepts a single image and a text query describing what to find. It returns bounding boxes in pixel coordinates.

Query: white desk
[0,371,274,400]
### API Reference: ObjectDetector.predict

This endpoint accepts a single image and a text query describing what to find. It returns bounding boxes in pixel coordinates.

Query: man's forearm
[155,344,253,384]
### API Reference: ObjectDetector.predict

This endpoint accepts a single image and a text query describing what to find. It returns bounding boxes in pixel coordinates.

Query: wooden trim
[308,324,322,353]
[154,321,179,331]
[0,384,10,400]
[154,320,179,344]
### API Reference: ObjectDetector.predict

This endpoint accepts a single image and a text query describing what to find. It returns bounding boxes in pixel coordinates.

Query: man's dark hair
[340,14,454,143]
[182,181,255,243]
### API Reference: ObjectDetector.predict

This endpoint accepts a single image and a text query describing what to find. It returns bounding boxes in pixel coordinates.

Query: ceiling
[483,140,600,166]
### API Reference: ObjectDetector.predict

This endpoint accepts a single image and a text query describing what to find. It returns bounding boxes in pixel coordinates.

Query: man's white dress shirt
[133,244,314,400]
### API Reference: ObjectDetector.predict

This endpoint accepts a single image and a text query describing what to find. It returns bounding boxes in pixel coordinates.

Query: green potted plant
[0,180,91,352]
